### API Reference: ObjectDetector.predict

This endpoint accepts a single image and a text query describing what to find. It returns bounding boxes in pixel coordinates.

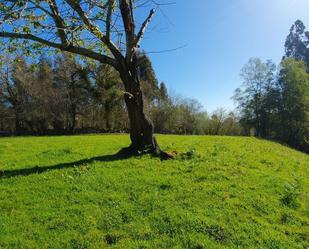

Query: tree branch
[0,32,117,67]
[106,0,115,40]
[27,0,54,19]
[135,8,156,48]
[65,0,122,61]
[46,0,69,45]
[119,0,136,55]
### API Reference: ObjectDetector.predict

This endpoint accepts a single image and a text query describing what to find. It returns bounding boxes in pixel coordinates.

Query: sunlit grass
[0,135,308,248]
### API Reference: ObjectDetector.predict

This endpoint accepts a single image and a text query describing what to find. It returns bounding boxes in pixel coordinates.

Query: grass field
[0,135,308,249]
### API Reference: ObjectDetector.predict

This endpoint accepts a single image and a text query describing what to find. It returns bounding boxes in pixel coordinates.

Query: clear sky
[138,0,309,112]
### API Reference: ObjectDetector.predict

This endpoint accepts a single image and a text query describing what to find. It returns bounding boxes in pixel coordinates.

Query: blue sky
[138,0,309,112]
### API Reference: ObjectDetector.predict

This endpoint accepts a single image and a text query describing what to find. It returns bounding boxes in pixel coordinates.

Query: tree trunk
[118,60,159,155]
[113,55,173,159]
[124,92,157,153]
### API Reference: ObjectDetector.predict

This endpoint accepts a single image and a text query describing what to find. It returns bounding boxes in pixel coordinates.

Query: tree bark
[121,79,157,153]
[117,58,161,155]
[124,93,156,152]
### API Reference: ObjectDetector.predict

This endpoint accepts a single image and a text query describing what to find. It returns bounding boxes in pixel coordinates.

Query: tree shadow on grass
[0,152,130,179]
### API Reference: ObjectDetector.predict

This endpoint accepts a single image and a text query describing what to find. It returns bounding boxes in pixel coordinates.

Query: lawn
[0,135,308,249]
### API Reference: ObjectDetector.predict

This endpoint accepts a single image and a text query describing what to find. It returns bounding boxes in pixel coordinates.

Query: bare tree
[0,0,171,157]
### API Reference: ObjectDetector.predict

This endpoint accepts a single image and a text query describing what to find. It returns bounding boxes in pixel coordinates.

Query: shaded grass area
[0,154,126,179]
[0,135,308,248]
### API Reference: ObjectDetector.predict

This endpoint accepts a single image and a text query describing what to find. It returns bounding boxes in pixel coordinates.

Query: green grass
[0,135,308,249]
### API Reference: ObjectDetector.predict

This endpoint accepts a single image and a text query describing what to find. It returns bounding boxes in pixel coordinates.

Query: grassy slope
[0,135,308,249]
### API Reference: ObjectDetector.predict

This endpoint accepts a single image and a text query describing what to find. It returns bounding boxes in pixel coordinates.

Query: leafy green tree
[207,108,227,135]
[172,97,203,135]
[233,58,276,137]
[204,109,243,136]
[221,112,243,136]
[277,58,309,151]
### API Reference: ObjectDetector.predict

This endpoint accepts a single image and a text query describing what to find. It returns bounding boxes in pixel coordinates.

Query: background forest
[0,20,308,153]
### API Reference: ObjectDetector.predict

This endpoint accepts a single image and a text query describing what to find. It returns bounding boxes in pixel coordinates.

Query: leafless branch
[134,8,156,48]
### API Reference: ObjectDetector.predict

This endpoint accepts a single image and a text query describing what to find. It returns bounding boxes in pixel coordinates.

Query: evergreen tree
[93,64,125,132]
[159,82,169,103]
[285,20,309,71]
[137,53,160,106]
[54,53,92,132]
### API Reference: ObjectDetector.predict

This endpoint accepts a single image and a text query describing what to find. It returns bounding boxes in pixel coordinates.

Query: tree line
[0,17,308,153]
[0,53,243,136]
[234,20,309,152]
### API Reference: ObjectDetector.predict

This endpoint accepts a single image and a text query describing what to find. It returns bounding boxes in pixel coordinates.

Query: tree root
[116,136,174,160]
[156,149,175,160]
[152,136,174,159]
